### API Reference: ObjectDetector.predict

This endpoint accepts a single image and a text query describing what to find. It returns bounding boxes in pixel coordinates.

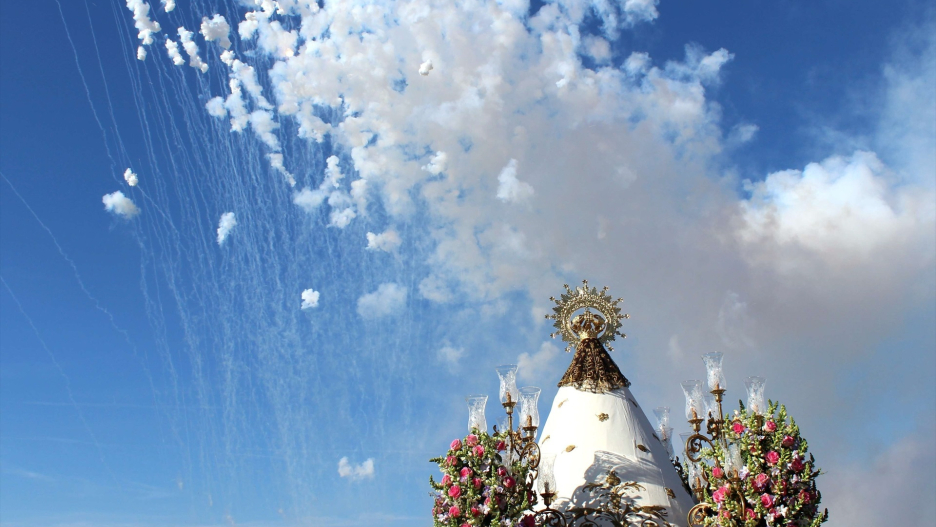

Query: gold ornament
[545,280,629,352]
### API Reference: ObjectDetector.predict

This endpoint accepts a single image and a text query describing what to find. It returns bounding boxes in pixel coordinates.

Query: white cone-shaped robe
[535,385,695,527]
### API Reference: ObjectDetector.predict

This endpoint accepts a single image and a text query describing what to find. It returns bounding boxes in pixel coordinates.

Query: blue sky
[1,1,934,526]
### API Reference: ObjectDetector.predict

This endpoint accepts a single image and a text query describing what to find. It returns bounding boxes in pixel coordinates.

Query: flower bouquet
[691,401,828,527]
[430,430,535,527]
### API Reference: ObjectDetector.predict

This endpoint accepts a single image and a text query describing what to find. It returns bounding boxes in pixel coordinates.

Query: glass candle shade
[496,364,520,405]
[687,460,702,490]
[653,406,670,430]
[681,380,704,421]
[518,386,541,428]
[662,426,674,459]
[466,394,488,433]
[744,376,766,414]
[679,432,693,457]
[702,352,726,391]
[703,394,718,420]
[726,442,744,479]
[537,453,558,495]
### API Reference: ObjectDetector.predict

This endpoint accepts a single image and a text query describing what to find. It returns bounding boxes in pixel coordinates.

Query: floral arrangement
[690,401,828,527]
[430,430,535,527]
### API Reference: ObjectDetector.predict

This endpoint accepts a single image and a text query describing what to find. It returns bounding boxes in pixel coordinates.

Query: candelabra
[681,352,766,527]
[467,365,543,512]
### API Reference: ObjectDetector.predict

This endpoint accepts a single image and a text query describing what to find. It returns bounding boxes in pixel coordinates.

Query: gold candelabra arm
[684,432,713,464]
[687,503,711,527]
[534,505,566,527]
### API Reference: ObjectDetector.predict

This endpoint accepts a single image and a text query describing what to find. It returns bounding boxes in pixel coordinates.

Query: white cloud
[495,159,534,204]
[178,27,208,73]
[125,0,161,46]
[136,46,146,61]
[329,207,356,228]
[123,168,138,186]
[738,151,934,271]
[357,283,406,319]
[727,123,759,145]
[623,0,659,25]
[437,345,465,372]
[337,457,374,481]
[583,36,611,65]
[350,178,367,213]
[418,59,433,76]
[200,14,232,49]
[268,153,295,187]
[365,230,401,252]
[249,110,280,150]
[161,0,174,12]
[517,341,562,384]
[165,39,184,66]
[422,151,447,175]
[206,97,227,118]
[300,288,320,309]
[216,212,236,245]
[293,187,328,213]
[102,191,139,218]
[418,275,451,303]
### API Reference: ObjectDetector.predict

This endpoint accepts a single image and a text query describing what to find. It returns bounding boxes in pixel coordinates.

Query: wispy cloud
[356,283,406,319]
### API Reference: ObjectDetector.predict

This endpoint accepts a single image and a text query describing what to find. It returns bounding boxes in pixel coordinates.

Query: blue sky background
[1,1,934,526]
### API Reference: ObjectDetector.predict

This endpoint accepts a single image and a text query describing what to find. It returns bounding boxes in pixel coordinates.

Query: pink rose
[782,435,795,448]
[753,473,770,491]
[766,451,780,465]
[441,474,452,486]
[497,466,507,477]
[712,485,729,503]
[719,510,730,519]
[745,508,756,520]
[732,421,745,434]
[495,440,506,451]
[791,457,805,472]
[446,455,457,466]
[712,466,724,479]
[520,515,536,527]
[466,434,479,446]
[484,497,491,506]
[471,506,480,516]
[473,445,485,456]
[450,439,462,450]
[461,524,470,527]
[448,485,462,499]
[460,467,472,479]
[472,477,482,489]
[449,505,461,517]
[503,476,516,488]
[764,420,777,433]
[761,493,774,508]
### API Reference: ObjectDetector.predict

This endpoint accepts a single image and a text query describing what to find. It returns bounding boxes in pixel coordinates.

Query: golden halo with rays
[545,280,629,352]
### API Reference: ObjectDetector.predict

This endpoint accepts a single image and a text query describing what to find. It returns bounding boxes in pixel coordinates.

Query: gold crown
[570,310,606,339]
[545,280,629,352]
